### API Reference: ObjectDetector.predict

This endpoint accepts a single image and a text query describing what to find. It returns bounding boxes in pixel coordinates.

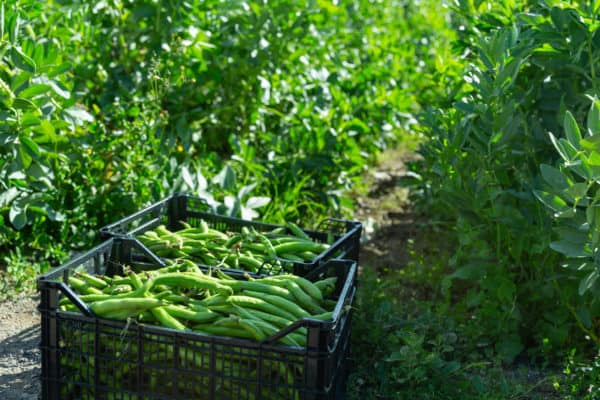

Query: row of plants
[390,0,600,397]
[345,0,600,398]
[1,0,450,295]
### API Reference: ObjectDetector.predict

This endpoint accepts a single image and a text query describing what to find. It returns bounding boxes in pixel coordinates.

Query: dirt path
[0,294,41,400]
[353,148,418,272]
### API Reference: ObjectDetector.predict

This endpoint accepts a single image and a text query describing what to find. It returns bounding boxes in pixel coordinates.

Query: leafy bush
[0,1,89,259]
[415,0,600,358]
[2,0,451,297]
[534,103,600,344]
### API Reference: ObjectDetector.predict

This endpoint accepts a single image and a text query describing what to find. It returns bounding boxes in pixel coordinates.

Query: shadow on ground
[0,323,41,400]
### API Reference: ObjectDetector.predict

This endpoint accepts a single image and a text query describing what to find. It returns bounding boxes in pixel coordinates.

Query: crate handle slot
[43,280,95,317]
[133,238,168,267]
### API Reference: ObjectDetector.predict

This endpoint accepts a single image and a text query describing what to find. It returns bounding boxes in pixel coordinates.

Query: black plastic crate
[99,193,361,276]
[38,238,356,400]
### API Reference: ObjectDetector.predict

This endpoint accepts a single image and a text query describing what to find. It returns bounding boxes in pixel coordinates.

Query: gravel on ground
[0,294,41,400]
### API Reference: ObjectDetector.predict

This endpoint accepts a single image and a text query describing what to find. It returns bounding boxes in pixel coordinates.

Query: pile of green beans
[58,261,342,398]
[61,260,339,346]
[136,220,332,272]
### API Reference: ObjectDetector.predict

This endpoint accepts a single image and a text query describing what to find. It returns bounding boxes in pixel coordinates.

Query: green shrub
[415,0,600,358]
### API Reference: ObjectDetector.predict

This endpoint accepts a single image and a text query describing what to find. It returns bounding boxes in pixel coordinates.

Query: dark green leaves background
[1,0,446,290]
[415,0,600,359]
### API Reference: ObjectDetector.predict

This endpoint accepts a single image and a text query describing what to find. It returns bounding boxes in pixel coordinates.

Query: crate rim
[37,238,357,351]
[99,192,362,241]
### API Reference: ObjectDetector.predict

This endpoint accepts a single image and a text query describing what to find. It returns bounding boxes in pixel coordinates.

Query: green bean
[232,305,293,329]
[219,280,294,300]
[242,290,310,319]
[163,305,219,323]
[227,295,298,321]
[310,311,334,320]
[150,272,234,295]
[314,277,337,297]
[192,325,255,340]
[287,222,312,241]
[237,318,267,341]
[237,254,263,271]
[128,271,187,331]
[213,268,235,281]
[200,293,229,307]
[68,276,104,295]
[251,318,300,346]
[273,241,329,257]
[59,293,111,306]
[206,304,235,314]
[266,274,323,301]
[279,253,304,262]
[101,284,132,295]
[285,280,326,315]
[75,272,108,289]
[89,297,163,317]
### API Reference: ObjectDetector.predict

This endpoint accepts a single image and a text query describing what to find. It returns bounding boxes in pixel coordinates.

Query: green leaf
[534,190,570,212]
[549,240,589,258]
[238,183,257,199]
[586,205,595,227]
[181,165,195,189]
[18,143,32,168]
[29,203,65,222]
[9,203,28,229]
[212,165,235,190]
[496,278,516,302]
[0,187,20,207]
[555,227,589,244]
[564,111,582,149]
[449,262,487,281]
[44,206,65,222]
[560,139,593,179]
[578,268,599,295]
[548,132,570,161]
[36,120,59,143]
[64,106,94,125]
[579,135,600,152]
[12,97,38,111]
[28,162,55,185]
[223,195,240,217]
[0,133,17,145]
[585,151,600,167]
[18,83,51,99]
[8,171,26,180]
[46,79,70,99]
[245,196,270,209]
[20,135,41,158]
[385,351,404,363]
[241,205,259,220]
[1,3,4,40]
[47,62,71,78]
[540,164,570,191]
[11,46,36,73]
[567,182,589,204]
[576,307,592,329]
[21,114,40,127]
[587,100,600,136]
[495,335,523,363]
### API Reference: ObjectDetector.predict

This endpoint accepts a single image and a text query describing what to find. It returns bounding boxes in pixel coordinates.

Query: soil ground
[0,293,41,400]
